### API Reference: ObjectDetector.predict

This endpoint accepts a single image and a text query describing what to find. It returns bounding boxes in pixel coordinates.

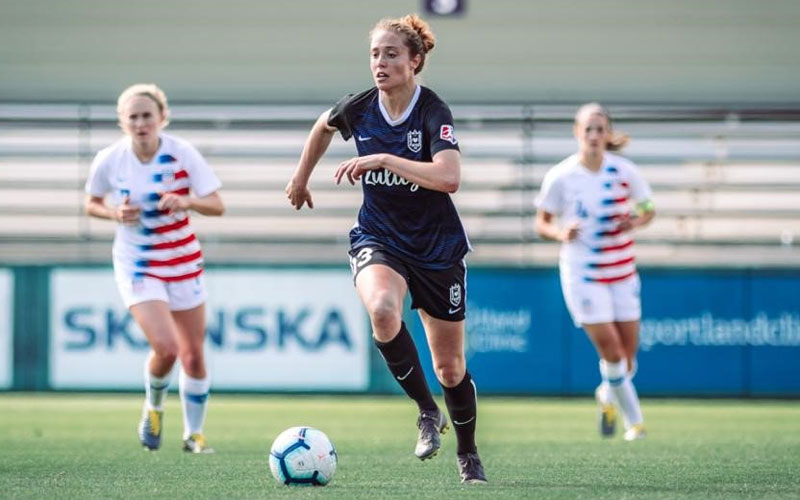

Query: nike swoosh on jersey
[448,307,462,314]
[452,416,476,426]
[357,135,372,141]
[396,366,414,381]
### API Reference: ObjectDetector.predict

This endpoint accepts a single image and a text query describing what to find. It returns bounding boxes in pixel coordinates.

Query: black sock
[442,371,478,455]
[374,322,437,412]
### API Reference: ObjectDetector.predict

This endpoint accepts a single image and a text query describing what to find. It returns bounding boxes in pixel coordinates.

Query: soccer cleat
[414,409,449,460]
[138,408,163,451]
[598,403,618,437]
[457,452,488,484]
[183,433,215,454]
[595,384,617,437]
[623,423,647,441]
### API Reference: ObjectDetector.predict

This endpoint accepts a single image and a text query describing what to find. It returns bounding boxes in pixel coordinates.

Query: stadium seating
[1,104,799,266]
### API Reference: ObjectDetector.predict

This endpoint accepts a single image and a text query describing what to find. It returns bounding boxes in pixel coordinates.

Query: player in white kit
[535,103,655,441]
[84,84,224,453]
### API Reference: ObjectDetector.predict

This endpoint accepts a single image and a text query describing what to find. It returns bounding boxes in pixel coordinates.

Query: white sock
[600,359,643,429]
[179,370,210,440]
[144,363,171,411]
[595,381,615,406]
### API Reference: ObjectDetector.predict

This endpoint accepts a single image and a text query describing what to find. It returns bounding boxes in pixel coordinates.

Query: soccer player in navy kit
[286,14,486,484]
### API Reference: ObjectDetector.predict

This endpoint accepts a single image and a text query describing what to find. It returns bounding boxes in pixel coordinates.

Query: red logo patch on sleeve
[440,124,458,145]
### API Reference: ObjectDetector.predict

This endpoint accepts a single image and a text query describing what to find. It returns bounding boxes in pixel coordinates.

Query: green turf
[0,394,798,499]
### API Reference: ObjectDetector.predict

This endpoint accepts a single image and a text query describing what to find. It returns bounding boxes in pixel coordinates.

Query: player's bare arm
[535,210,579,242]
[615,201,656,232]
[334,149,460,193]
[286,109,336,210]
[85,194,140,224]
[158,191,224,216]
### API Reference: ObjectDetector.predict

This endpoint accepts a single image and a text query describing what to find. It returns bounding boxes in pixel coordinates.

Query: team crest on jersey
[449,283,462,307]
[440,124,457,145]
[407,129,422,153]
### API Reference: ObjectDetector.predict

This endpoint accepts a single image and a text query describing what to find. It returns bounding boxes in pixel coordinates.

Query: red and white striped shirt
[536,152,651,284]
[85,133,221,282]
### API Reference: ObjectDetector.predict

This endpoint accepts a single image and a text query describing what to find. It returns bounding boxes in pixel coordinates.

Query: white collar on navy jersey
[378,85,421,127]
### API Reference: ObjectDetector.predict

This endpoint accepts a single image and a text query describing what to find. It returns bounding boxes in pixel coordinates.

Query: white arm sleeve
[183,143,222,197]
[84,151,111,197]
[626,161,652,203]
[535,168,564,215]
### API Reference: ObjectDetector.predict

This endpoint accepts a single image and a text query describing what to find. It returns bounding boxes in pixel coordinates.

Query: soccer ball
[269,426,337,486]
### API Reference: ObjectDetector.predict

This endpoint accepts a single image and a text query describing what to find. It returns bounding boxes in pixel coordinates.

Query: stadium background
[1,0,799,397]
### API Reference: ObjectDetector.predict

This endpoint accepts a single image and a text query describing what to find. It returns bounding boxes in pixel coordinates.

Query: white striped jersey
[85,133,221,282]
[536,152,652,283]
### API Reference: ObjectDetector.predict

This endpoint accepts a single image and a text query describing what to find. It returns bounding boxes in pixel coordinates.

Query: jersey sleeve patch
[440,124,458,145]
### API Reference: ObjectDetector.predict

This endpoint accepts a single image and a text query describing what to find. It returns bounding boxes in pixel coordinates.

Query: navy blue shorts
[348,246,466,322]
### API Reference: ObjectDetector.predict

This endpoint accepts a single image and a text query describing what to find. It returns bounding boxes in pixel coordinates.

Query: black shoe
[414,409,449,460]
[457,452,487,484]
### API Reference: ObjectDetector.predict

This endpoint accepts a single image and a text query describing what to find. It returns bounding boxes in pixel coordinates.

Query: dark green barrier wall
[12,267,49,390]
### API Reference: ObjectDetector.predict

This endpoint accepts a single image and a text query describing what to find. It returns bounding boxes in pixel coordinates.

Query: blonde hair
[371,14,436,74]
[116,83,170,126]
[575,102,629,151]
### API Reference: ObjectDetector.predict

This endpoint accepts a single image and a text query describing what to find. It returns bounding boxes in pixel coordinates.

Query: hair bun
[403,14,435,54]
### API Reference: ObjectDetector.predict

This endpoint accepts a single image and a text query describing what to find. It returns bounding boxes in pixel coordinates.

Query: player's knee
[365,297,401,332]
[434,360,465,388]
[179,350,205,375]
[153,352,178,368]
[150,339,178,363]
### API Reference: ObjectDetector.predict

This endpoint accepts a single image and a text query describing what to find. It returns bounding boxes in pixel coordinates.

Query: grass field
[1,394,798,499]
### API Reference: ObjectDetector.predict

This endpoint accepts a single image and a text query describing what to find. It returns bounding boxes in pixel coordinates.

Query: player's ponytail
[606,131,630,151]
[575,102,630,151]
[372,14,436,74]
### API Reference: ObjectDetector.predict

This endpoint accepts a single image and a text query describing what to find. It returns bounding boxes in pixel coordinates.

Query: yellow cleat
[138,408,163,450]
[595,385,617,437]
[623,423,647,441]
[598,404,618,438]
[183,433,215,454]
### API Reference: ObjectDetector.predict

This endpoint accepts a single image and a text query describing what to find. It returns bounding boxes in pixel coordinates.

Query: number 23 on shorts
[349,247,374,274]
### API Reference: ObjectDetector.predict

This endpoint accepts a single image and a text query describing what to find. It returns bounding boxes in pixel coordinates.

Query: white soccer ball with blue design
[269,426,337,486]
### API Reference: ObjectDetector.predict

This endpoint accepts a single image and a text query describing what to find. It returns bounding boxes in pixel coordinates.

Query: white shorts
[115,269,207,311]
[560,272,641,327]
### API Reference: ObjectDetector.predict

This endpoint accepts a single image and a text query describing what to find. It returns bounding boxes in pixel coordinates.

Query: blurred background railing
[1,103,799,267]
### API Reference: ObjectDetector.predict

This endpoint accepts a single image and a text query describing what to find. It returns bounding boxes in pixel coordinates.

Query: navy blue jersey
[328,85,470,269]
